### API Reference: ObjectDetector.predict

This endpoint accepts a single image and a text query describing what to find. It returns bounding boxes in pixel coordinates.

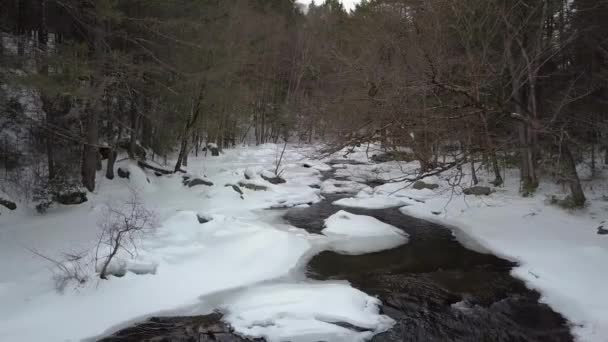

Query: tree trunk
[561,142,586,207]
[470,153,479,185]
[128,99,139,159]
[106,150,117,179]
[174,137,187,172]
[82,107,99,192]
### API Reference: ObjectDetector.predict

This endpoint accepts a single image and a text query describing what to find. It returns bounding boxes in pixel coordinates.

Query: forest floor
[0,143,606,341]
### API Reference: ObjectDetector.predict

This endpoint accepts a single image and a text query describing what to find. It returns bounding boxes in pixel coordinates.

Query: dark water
[101,165,573,342]
[284,197,573,342]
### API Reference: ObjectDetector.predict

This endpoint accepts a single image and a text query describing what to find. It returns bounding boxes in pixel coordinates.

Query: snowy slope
[326,144,608,342]
[0,144,395,342]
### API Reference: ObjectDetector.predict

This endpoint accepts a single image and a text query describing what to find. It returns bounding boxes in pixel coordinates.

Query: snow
[333,196,408,209]
[322,144,608,341]
[322,210,409,254]
[3,141,607,341]
[0,144,393,342]
[220,282,395,342]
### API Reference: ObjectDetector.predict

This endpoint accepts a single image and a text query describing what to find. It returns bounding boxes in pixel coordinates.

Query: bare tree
[96,189,158,280]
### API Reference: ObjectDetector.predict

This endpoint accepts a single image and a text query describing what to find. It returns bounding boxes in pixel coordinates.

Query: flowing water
[101,164,573,342]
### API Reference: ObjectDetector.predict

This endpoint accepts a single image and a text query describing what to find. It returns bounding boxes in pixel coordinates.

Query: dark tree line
[0,0,606,209]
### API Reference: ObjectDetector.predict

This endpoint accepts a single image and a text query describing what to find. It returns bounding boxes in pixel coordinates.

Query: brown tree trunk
[106,150,117,180]
[82,106,99,192]
[561,142,586,207]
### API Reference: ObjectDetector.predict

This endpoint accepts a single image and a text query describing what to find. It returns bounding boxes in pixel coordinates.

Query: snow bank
[0,144,393,342]
[333,196,408,209]
[221,282,395,342]
[338,155,608,341]
[322,210,409,254]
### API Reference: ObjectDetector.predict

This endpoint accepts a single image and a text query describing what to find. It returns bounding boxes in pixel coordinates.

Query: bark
[81,106,99,192]
[561,142,586,207]
[105,150,117,179]
[128,99,139,159]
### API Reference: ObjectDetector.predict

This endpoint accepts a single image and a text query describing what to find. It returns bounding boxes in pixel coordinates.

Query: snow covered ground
[1,142,607,342]
[0,144,398,342]
[327,144,608,342]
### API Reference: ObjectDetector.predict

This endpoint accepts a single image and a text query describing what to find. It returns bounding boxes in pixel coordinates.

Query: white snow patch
[221,282,395,342]
[333,196,408,209]
[322,210,409,254]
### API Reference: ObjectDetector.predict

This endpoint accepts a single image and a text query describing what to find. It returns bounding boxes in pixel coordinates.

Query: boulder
[55,190,88,205]
[197,214,212,224]
[371,151,414,163]
[597,226,608,235]
[186,178,214,187]
[207,143,220,156]
[0,197,17,211]
[412,181,439,190]
[238,181,268,191]
[261,173,286,184]
[463,186,492,196]
[117,167,130,179]
[225,184,244,199]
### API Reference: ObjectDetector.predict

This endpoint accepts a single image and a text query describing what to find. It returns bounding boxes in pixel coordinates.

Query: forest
[1,1,608,341]
[0,0,606,207]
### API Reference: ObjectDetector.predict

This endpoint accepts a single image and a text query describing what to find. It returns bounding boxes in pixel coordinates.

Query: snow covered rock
[238,180,268,191]
[261,171,286,184]
[0,197,17,211]
[333,196,407,209]
[117,167,130,179]
[322,210,409,254]
[412,180,439,190]
[186,178,214,187]
[220,282,395,342]
[463,186,492,196]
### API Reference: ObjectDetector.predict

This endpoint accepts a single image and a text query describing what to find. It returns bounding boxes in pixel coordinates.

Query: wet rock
[207,143,220,156]
[0,197,17,211]
[55,190,88,205]
[261,173,286,184]
[98,313,252,342]
[238,181,268,191]
[413,181,439,190]
[597,226,608,235]
[225,184,244,198]
[463,186,492,196]
[197,214,212,224]
[186,178,214,187]
[117,167,130,179]
[371,151,414,163]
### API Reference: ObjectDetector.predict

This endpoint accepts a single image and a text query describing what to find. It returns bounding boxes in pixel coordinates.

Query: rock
[98,313,250,342]
[261,173,286,184]
[302,163,312,168]
[55,190,88,205]
[238,181,268,191]
[371,151,414,163]
[0,198,17,211]
[225,184,244,198]
[186,178,214,187]
[597,226,608,235]
[197,214,212,224]
[413,181,439,190]
[117,167,130,179]
[463,186,492,196]
[244,168,256,180]
[207,143,220,156]
[154,171,163,177]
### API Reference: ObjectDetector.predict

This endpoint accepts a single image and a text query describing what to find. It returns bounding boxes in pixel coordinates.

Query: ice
[322,210,409,254]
